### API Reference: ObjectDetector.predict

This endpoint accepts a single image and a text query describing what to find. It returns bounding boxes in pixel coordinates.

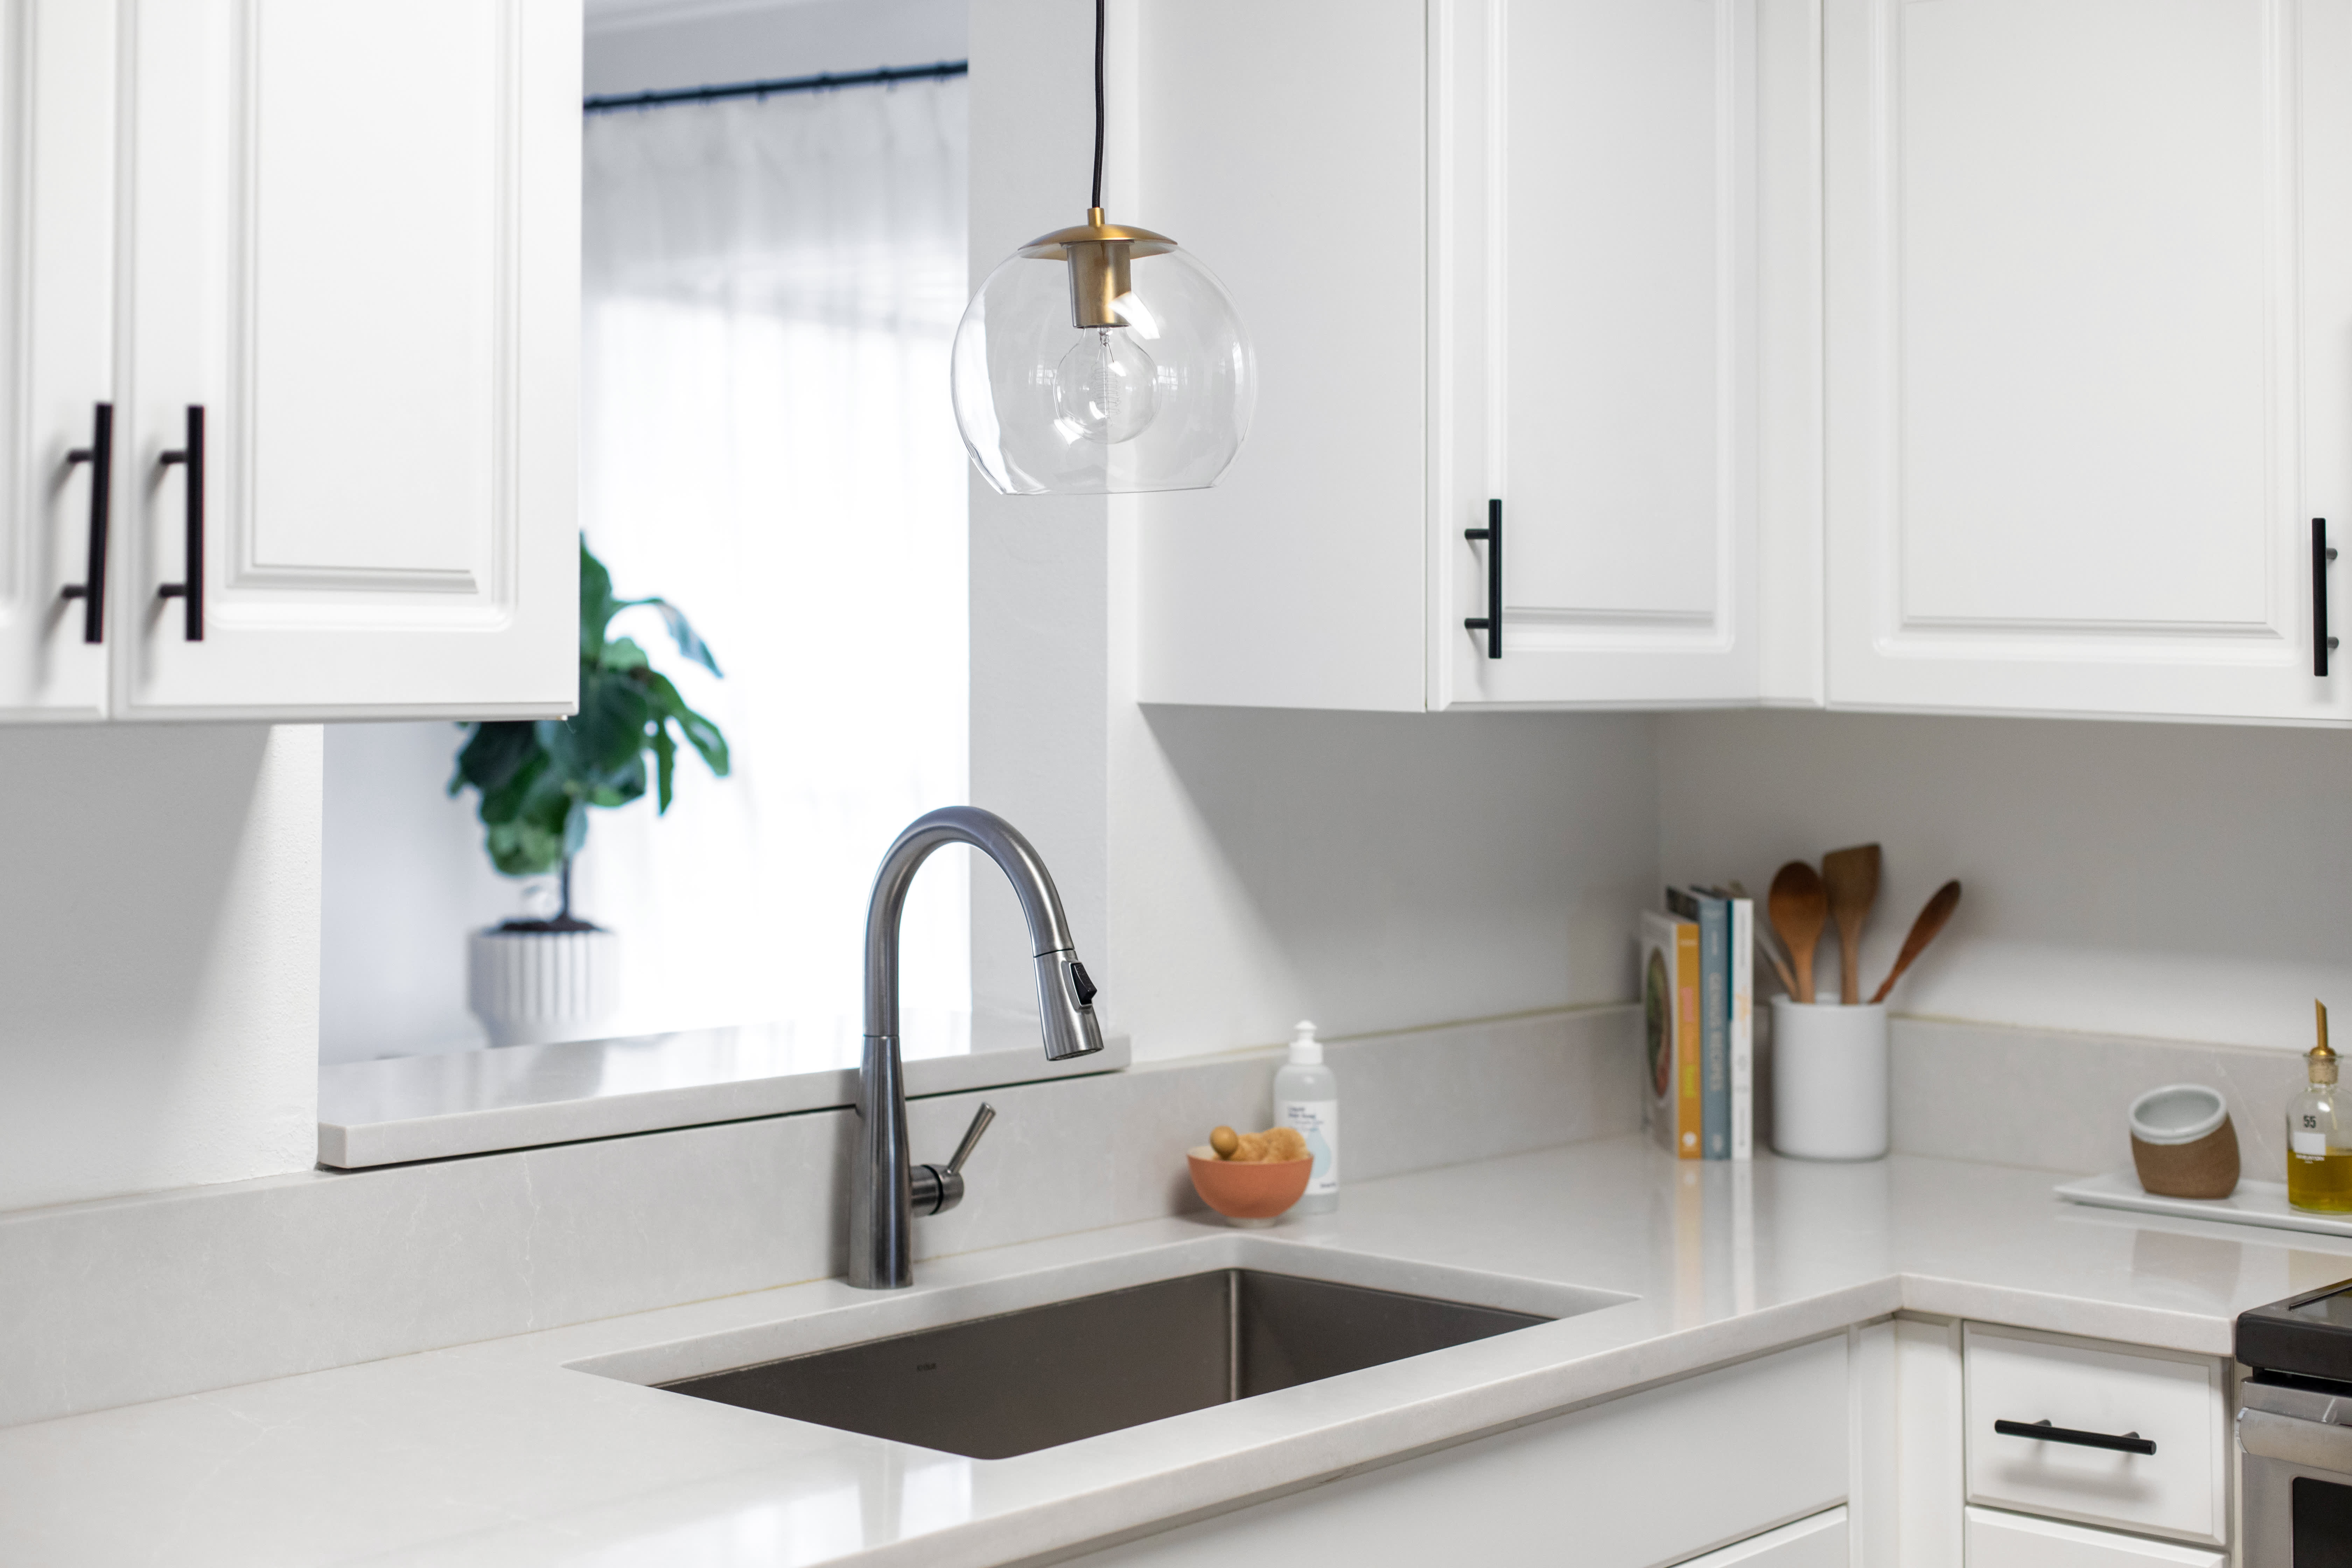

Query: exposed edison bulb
[1052,328,1160,444]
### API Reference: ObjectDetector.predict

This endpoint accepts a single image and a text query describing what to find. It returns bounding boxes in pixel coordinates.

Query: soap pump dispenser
[1274,1021,1339,1215]
[2288,1000,2352,1212]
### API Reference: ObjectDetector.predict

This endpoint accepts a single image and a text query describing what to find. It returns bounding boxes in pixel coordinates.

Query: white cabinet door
[1824,0,2352,723]
[1964,1506,2226,1567]
[1055,1335,1848,1568]
[1682,1507,1848,1567]
[114,0,578,721]
[1437,0,1761,709]
[0,0,114,721]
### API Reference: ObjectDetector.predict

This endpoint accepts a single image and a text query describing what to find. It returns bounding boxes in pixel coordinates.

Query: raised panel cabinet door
[0,0,114,720]
[1052,1336,1849,1568]
[1680,1507,1848,1567]
[1825,0,2352,722]
[1962,1506,2226,1567]
[114,0,578,720]
[1437,0,1761,708]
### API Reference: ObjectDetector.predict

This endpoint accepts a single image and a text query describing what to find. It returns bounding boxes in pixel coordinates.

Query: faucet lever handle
[912,1102,997,1218]
[946,1102,996,1175]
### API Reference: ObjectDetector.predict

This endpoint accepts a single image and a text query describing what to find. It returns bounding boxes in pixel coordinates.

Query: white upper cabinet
[1138,0,1763,712]
[0,0,117,722]
[0,0,579,724]
[1436,0,1760,709]
[114,0,579,720]
[1824,0,2352,722]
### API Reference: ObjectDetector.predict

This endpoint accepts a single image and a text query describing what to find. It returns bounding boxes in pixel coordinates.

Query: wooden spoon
[1821,843,1882,1004]
[1869,880,1961,1004]
[1767,861,1828,1004]
[1729,880,1800,997]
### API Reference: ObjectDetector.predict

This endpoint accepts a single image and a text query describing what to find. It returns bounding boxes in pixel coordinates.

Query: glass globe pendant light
[950,0,1256,496]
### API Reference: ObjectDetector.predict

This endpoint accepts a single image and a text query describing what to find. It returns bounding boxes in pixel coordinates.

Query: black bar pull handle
[57,402,112,644]
[2317,517,2338,677]
[156,406,204,641]
[1993,1418,2156,1456]
[1464,497,1502,659]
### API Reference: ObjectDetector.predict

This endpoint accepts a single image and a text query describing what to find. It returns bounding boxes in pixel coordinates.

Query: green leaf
[557,674,653,778]
[449,721,540,798]
[615,596,722,677]
[643,671,730,777]
[579,538,619,662]
[598,636,650,674]
[650,719,677,813]
[582,754,648,810]
[476,747,551,828]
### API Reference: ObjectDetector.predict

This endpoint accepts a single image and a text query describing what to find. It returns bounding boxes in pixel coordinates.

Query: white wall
[321,723,513,1060]
[1659,709,2352,1053]
[0,726,321,1211]
[584,0,967,96]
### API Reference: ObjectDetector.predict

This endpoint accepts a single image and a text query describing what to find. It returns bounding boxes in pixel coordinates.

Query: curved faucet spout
[850,806,1104,1289]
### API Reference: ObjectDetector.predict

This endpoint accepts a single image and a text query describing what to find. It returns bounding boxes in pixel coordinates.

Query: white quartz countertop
[9,1134,2350,1567]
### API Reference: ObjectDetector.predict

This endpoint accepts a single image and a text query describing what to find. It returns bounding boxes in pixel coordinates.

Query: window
[320,31,971,1070]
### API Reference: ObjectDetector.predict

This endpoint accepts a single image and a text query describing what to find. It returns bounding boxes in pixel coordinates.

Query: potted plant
[448,540,731,1046]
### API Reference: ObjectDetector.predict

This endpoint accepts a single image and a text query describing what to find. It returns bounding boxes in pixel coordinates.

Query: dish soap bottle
[1275,1020,1338,1215]
[2288,1000,2352,1212]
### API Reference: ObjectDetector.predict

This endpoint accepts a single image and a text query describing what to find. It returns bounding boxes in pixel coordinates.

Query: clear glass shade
[951,240,1257,496]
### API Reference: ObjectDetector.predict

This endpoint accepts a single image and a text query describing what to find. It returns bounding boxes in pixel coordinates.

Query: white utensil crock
[1771,997,1889,1161]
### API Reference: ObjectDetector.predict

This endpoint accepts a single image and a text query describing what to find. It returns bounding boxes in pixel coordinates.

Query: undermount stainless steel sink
[660,1269,1552,1460]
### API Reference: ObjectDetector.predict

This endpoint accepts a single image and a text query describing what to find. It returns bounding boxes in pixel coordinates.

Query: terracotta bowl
[1186,1147,1312,1224]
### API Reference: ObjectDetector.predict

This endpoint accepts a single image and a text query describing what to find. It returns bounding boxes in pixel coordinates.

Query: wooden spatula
[1869,880,1961,1004]
[1821,843,1882,1004]
[1767,861,1828,1004]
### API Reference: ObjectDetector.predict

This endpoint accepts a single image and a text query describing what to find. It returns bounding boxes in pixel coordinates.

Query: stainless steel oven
[2238,1281,2352,1567]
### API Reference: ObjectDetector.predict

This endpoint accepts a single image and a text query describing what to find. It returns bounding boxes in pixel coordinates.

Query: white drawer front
[1963,1505,2225,1566]
[1963,1325,2225,1546]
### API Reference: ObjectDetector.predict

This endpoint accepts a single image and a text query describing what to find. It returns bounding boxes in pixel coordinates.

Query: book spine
[1675,921,1703,1159]
[1698,896,1729,1158]
[1730,897,1754,1161]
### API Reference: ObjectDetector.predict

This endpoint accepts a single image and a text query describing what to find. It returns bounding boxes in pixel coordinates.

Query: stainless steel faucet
[850,806,1104,1289]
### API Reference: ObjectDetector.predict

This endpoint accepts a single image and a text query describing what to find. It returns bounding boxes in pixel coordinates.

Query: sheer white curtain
[576,77,970,1061]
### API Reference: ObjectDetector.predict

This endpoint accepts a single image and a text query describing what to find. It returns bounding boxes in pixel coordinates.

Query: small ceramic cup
[2128,1084,2239,1199]
[1186,1148,1312,1227]
[1771,998,1889,1161]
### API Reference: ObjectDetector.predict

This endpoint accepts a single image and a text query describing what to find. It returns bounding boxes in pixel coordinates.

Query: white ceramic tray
[2054,1170,2352,1238]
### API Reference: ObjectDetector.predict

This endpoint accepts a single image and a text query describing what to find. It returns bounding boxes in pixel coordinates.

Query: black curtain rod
[584,59,967,114]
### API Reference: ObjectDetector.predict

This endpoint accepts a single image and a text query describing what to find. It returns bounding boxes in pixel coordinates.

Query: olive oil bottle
[2288,1001,2352,1212]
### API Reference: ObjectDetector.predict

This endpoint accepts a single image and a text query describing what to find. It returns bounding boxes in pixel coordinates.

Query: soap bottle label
[1280,1100,1338,1194]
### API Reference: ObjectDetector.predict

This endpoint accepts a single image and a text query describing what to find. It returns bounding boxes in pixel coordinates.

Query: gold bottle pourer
[1020,207,1177,330]
[2314,999,2339,1084]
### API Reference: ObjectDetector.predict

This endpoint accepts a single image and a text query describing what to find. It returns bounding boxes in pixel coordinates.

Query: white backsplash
[0,1006,1638,1429]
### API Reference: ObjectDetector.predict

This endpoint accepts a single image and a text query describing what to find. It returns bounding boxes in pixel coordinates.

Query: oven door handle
[2241,1407,2352,1471]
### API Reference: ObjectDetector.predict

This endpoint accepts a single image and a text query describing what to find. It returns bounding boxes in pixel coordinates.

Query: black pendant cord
[1090,0,1106,211]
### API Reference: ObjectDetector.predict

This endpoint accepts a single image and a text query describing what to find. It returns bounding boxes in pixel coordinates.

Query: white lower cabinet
[1064,1335,1847,1568]
[1684,1506,1848,1566]
[1963,1506,2226,1568]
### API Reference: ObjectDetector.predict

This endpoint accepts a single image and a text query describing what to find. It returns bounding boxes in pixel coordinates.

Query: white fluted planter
[467,925,621,1048]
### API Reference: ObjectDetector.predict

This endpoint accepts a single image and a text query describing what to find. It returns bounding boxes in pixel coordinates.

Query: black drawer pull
[1994,1418,2155,1456]
[57,402,112,644]
[155,405,204,640]
[2317,517,2338,676]
[1464,497,1502,659]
